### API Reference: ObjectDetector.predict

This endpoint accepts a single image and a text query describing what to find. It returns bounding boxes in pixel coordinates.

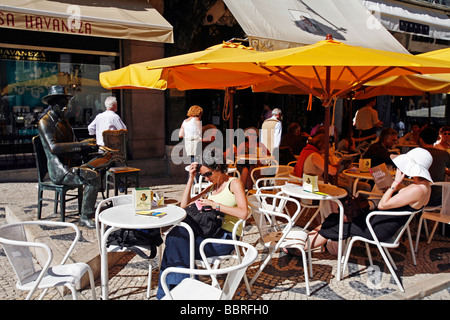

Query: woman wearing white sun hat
[296,147,433,251]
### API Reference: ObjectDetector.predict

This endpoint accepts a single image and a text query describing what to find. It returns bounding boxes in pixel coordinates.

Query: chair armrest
[364,210,419,244]
[17,221,80,265]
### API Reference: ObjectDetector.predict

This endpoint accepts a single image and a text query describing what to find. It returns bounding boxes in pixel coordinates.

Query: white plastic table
[343,169,376,195]
[281,183,347,281]
[99,204,192,300]
[235,154,275,164]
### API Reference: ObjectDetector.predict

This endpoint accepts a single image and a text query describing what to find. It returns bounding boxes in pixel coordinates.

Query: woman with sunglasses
[156,153,248,299]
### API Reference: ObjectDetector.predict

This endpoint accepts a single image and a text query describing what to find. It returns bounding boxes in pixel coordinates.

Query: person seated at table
[280,122,307,156]
[302,148,432,253]
[293,133,339,179]
[293,133,371,194]
[419,127,450,206]
[236,127,270,190]
[399,121,420,145]
[363,128,398,167]
[337,127,376,154]
[156,153,248,299]
[434,126,450,155]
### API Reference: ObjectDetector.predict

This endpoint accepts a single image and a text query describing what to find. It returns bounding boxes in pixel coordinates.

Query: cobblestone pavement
[0,176,449,301]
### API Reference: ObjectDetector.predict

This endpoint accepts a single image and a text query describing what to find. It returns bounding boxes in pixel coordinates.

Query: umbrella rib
[312,66,326,94]
[335,66,397,98]
[261,65,322,97]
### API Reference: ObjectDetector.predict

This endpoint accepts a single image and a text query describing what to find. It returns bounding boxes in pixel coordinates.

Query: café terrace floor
[1,175,449,301]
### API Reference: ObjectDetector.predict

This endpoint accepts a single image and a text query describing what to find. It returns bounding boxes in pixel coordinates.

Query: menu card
[303,174,319,192]
[370,163,393,191]
[133,187,153,211]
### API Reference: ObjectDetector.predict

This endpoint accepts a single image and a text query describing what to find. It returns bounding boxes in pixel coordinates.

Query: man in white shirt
[353,97,383,139]
[261,108,282,155]
[88,96,126,146]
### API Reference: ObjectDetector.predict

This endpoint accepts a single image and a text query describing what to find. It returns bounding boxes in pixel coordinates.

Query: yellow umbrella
[355,48,450,99]
[100,42,275,91]
[191,37,450,106]
[419,47,450,60]
[354,74,450,99]
[99,42,300,128]
[175,36,450,185]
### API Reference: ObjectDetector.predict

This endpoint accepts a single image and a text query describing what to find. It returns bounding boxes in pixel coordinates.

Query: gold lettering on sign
[0,48,47,61]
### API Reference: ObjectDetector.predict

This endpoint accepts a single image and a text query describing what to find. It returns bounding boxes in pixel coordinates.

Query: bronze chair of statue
[103,129,140,197]
[32,135,83,221]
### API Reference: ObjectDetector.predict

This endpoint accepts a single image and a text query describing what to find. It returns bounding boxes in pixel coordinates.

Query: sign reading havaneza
[0,48,47,61]
[0,10,92,35]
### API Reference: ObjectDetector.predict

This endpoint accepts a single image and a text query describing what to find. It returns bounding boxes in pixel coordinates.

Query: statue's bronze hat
[42,85,72,104]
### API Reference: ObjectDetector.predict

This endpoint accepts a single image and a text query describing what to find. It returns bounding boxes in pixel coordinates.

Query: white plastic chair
[275,165,294,178]
[248,193,313,295]
[287,161,297,167]
[226,158,241,179]
[415,182,450,252]
[190,174,213,197]
[341,209,420,292]
[160,239,257,300]
[254,176,291,193]
[95,194,162,299]
[256,176,320,231]
[0,221,96,300]
[250,165,278,187]
[194,206,253,295]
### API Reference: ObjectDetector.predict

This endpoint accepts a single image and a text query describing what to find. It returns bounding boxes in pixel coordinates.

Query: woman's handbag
[183,203,224,238]
[341,194,372,223]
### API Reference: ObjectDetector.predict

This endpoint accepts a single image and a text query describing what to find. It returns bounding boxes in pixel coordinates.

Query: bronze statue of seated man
[38,85,113,228]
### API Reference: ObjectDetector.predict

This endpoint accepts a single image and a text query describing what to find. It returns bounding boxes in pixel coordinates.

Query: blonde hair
[187,105,203,117]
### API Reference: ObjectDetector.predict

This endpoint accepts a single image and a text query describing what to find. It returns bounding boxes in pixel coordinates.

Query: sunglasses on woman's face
[201,171,214,178]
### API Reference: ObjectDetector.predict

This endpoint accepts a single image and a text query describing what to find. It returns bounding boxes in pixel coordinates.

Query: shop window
[0,47,118,166]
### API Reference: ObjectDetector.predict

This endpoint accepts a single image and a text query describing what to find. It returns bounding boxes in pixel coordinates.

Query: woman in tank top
[156,153,248,299]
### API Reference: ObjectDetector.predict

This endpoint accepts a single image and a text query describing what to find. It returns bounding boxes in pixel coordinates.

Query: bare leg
[305,226,328,250]
[284,225,328,256]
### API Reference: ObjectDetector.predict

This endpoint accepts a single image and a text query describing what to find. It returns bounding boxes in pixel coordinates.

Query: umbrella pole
[348,95,353,153]
[323,67,331,184]
[224,87,235,130]
[323,103,331,184]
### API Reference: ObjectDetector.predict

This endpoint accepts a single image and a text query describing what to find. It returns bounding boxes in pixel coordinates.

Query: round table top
[343,169,375,180]
[185,165,237,174]
[235,154,275,162]
[99,204,186,229]
[282,183,347,200]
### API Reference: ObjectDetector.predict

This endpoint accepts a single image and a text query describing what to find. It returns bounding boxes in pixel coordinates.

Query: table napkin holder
[303,174,319,193]
[133,187,153,211]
